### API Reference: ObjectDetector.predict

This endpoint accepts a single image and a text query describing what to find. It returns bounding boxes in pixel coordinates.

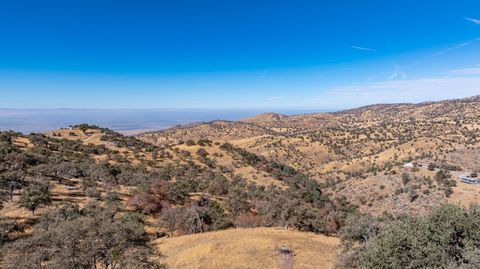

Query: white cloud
[367,73,387,81]
[368,64,416,81]
[433,42,471,56]
[351,46,377,52]
[388,68,407,80]
[465,17,480,24]
[310,77,480,108]
[432,36,480,57]
[267,96,283,101]
[448,68,480,76]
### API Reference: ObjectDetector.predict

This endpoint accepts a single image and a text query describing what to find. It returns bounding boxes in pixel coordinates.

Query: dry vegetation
[0,124,345,268]
[1,96,480,268]
[154,227,339,269]
[140,95,480,216]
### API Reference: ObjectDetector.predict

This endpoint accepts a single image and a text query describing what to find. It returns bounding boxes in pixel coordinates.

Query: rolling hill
[139,95,480,216]
[1,96,480,268]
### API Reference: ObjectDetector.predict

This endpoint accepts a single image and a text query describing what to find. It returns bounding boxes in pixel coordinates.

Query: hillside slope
[155,227,339,269]
[140,96,480,216]
[0,125,347,268]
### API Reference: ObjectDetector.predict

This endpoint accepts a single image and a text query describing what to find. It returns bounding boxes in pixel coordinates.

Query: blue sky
[1,0,480,109]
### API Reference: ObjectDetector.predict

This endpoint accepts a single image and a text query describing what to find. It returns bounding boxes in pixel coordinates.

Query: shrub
[2,205,165,269]
[361,204,480,269]
[234,212,264,228]
[158,207,181,237]
[0,218,22,246]
[444,187,453,198]
[128,192,161,215]
[196,148,209,158]
[394,188,403,196]
[85,186,101,198]
[401,173,411,185]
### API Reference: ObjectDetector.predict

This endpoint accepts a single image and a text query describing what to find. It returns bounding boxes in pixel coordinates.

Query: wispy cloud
[433,36,480,57]
[309,77,480,108]
[367,63,418,81]
[388,65,407,79]
[448,67,480,76]
[267,95,283,101]
[465,17,480,24]
[367,73,389,81]
[351,46,377,52]
[433,42,471,56]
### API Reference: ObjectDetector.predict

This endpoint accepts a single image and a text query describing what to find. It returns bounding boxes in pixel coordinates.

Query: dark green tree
[19,183,51,215]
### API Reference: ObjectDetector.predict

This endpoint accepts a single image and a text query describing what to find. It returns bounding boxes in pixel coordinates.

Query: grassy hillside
[154,227,339,269]
[0,125,350,268]
[140,96,480,216]
[1,96,480,268]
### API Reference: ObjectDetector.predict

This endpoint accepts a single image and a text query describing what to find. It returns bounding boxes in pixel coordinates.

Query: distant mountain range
[0,108,324,134]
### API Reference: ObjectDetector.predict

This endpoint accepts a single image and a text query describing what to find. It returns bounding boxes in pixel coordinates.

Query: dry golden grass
[139,96,480,216]
[3,128,342,268]
[12,136,33,148]
[450,183,480,207]
[45,128,286,188]
[154,227,340,269]
[47,128,170,166]
[448,172,480,207]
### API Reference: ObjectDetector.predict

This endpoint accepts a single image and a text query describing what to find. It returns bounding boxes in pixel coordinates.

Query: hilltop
[140,95,480,216]
[155,227,339,269]
[240,112,289,123]
[0,124,347,268]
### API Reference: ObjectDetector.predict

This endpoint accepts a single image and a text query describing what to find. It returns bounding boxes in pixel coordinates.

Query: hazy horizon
[0,107,330,134]
[2,94,479,134]
[0,93,477,110]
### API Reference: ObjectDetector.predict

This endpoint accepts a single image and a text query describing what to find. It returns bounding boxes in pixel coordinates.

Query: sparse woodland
[0,125,350,268]
[1,96,480,268]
